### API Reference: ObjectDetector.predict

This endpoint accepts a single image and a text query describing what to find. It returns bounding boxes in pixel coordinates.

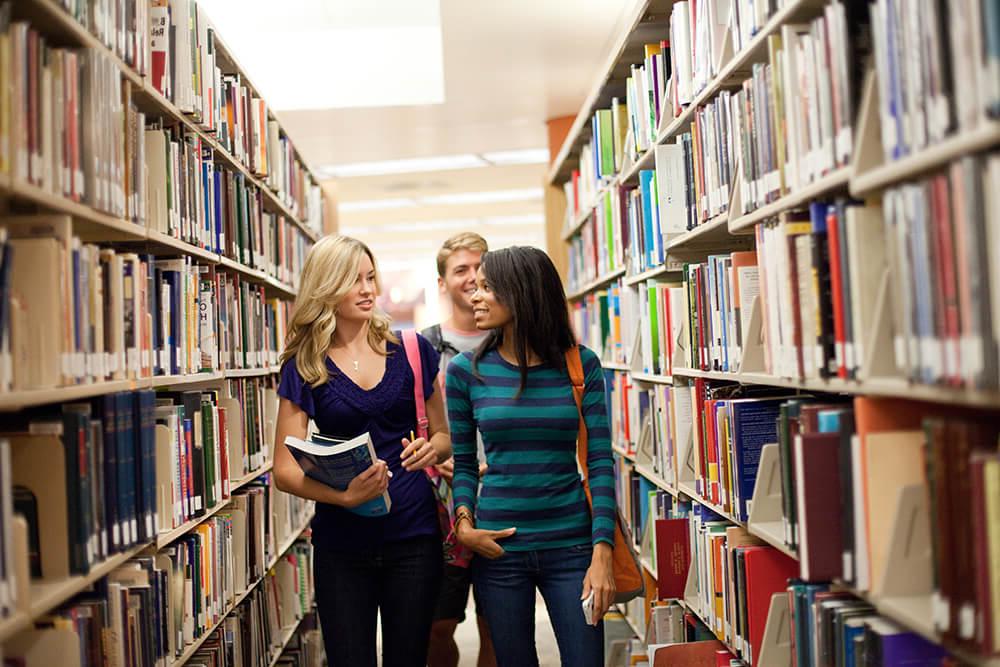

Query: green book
[648,282,660,375]
[201,400,216,509]
[597,109,615,176]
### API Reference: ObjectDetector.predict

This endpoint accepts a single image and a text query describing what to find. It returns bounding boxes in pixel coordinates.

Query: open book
[284,433,391,517]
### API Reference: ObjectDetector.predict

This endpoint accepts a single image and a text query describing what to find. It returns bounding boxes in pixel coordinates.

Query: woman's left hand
[581,542,615,625]
[401,437,438,471]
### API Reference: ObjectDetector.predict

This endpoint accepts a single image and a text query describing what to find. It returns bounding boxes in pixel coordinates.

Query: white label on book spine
[836,128,852,165]
[61,353,72,380]
[145,515,153,538]
[834,342,844,371]
[766,170,780,195]
[843,552,853,582]
[845,342,856,374]
[946,340,959,382]
[194,496,202,511]
[127,349,139,374]
[932,594,949,631]
[159,349,169,372]
[107,352,118,374]
[921,339,940,380]
[960,604,975,639]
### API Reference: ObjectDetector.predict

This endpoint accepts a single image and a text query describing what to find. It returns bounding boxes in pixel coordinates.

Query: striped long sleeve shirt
[445,345,616,551]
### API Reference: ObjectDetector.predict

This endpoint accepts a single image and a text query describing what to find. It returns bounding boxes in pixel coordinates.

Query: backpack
[401,330,473,568]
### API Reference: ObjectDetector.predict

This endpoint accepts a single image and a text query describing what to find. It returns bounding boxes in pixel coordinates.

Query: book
[284,433,390,517]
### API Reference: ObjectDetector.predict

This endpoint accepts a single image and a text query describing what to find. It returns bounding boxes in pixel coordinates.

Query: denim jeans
[473,542,604,667]
[313,536,443,667]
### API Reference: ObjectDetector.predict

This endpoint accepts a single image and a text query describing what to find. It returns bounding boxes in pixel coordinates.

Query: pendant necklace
[352,360,359,371]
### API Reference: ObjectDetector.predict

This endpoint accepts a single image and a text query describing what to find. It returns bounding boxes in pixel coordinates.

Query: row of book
[870,0,1000,164]
[614,382,1000,658]
[146,123,310,279]
[609,466,969,666]
[0,379,274,597]
[0,217,294,391]
[185,544,316,667]
[0,2,325,234]
[57,0,149,75]
[2,491,315,666]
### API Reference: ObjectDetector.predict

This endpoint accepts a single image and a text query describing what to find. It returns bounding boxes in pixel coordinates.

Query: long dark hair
[472,246,576,394]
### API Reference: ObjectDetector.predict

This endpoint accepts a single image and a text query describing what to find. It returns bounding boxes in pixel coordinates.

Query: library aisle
[2,0,1000,666]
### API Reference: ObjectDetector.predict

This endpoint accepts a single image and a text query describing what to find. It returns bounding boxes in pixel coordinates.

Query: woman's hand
[456,520,516,559]
[342,460,390,508]
[401,437,439,471]
[581,542,615,625]
[434,458,454,485]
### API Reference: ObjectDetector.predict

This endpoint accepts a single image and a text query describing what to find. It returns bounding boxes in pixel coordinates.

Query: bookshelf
[551,0,1000,663]
[0,0,326,663]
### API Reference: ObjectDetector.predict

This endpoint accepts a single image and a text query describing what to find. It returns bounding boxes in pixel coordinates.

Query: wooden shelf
[567,267,627,301]
[267,612,309,667]
[634,463,677,496]
[602,361,631,371]
[850,121,1000,197]
[665,214,739,252]
[0,379,143,411]
[630,372,673,385]
[151,372,225,388]
[224,367,278,378]
[561,181,615,241]
[656,0,827,146]
[171,512,313,667]
[0,539,155,644]
[619,147,656,186]
[154,463,273,549]
[547,0,671,185]
[640,556,658,579]
[614,603,646,640]
[12,0,320,242]
[612,444,636,462]
[623,262,682,286]
[671,367,1000,409]
[727,166,852,233]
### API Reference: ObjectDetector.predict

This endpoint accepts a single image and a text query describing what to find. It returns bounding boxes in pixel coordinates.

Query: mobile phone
[581,590,596,626]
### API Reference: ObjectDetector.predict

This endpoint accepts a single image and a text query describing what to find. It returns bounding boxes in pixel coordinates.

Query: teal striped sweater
[445,345,616,551]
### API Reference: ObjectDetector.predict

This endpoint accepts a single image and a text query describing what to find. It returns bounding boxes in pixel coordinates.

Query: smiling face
[439,248,482,314]
[470,265,512,330]
[335,252,377,323]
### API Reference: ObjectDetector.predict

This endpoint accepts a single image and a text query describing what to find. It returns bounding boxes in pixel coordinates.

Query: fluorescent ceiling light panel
[197,0,444,110]
[481,148,550,165]
[420,188,544,206]
[483,213,545,226]
[338,198,416,212]
[320,155,488,179]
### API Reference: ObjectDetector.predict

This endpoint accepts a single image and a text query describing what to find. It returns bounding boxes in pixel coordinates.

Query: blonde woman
[273,236,451,667]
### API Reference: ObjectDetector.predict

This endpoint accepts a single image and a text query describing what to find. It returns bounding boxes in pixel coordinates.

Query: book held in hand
[284,433,390,517]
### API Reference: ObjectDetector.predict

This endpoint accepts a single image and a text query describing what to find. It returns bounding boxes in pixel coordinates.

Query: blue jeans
[313,536,443,667]
[473,542,604,667]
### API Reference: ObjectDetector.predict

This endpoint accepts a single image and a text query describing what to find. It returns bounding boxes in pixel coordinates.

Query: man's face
[440,248,483,312]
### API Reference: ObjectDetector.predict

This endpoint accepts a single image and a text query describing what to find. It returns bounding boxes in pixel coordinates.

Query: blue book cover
[213,170,223,253]
[116,391,136,547]
[874,620,948,665]
[285,433,390,517]
[730,399,785,521]
[640,170,657,269]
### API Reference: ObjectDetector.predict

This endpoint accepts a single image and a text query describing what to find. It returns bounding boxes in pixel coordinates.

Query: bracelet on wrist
[454,513,474,531]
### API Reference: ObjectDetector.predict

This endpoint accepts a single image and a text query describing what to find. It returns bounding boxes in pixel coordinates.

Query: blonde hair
[280,235,398,387]
[436,231,488,277]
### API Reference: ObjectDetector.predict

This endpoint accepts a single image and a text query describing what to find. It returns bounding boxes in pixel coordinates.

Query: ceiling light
[483,213,545,226]
[196,0,444,110]
[481,148,550,165]
[338,198,416,212]
[420,188,544,206]
[320,155,489,179]
[383,219,478,233]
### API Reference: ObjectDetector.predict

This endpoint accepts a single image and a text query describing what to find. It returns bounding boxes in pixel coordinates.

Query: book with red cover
[741,546,798,666]
[714,649,733,667]
[826,205,847,379]
[795,432,843,581]
[651,640,726,667]
[656,518,691,599]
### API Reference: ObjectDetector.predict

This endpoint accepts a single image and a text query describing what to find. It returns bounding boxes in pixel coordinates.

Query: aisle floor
[452,592,560,666]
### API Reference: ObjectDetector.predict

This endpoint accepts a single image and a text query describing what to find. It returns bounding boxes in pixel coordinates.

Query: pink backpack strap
[401,330,429,439]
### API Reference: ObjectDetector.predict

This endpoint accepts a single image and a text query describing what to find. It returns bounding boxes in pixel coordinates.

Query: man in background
[424,232,496,667]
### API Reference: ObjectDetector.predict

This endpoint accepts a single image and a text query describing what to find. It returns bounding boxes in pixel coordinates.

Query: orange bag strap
[565,346,593,508]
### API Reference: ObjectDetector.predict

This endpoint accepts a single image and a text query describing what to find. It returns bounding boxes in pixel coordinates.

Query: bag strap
[401,330,429,440]
[565,346,593,509]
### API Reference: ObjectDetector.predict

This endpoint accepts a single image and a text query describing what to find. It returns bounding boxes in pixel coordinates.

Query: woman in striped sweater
[447,246,616,667]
